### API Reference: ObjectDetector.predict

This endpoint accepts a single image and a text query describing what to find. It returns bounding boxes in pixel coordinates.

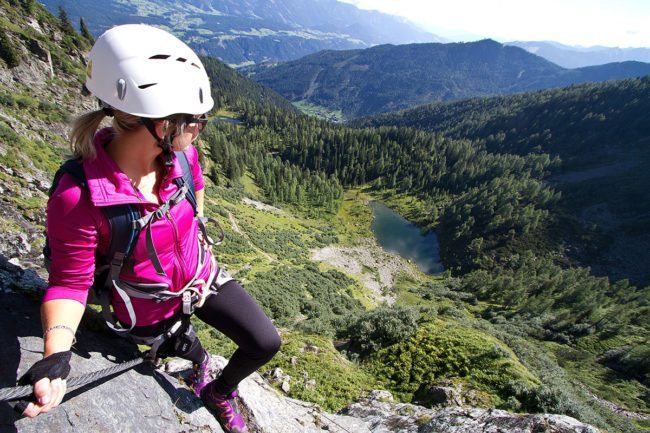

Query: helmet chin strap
[140,118,177,165]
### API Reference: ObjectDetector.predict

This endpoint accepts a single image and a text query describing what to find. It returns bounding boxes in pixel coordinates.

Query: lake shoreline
[370,201,444,275]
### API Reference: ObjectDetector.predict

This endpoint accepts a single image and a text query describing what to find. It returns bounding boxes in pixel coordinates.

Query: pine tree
[80,17,94,44]
[0,31,20,68]
[19,0,36,14]
[58,6,76,36]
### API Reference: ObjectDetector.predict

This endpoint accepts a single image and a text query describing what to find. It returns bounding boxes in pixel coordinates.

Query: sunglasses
[183,113,208,133]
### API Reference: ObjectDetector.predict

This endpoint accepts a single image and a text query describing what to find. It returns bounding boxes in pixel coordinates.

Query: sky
[339,0,650,48]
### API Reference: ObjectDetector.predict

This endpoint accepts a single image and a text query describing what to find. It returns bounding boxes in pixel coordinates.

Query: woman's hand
[18,350,72,418]
[22,377,68,417]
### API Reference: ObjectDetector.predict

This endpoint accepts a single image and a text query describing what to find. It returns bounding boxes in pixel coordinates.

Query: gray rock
[1,291,223,433]
[344,391,600,433]
[265,367,287,382]
[25,18,43,34]
[164,358,193,374]
[301,344,320,354]
[415,381,464,408]
[238,373,371,433]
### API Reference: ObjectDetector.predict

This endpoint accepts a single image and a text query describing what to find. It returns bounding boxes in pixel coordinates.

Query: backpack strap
[48,158,87,196]
[101,203,142,335]
[174,150,197,215]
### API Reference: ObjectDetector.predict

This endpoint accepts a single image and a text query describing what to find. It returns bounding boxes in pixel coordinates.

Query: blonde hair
[70,109,188,160]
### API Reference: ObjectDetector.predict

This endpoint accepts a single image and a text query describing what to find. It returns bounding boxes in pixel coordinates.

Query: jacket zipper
[166,209,190,284]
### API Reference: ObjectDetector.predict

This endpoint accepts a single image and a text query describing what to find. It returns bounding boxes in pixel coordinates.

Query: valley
[0,2,648,432]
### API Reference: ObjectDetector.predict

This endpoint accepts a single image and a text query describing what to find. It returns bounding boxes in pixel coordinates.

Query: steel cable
[0,355,147,402]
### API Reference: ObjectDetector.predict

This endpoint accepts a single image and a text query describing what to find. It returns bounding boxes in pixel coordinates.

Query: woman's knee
[255,327,281,360]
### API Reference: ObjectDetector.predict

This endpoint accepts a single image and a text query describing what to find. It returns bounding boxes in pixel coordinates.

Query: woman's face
[172,114,207,151]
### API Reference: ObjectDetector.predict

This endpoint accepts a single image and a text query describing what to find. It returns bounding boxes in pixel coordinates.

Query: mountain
[248,39,650,119]
[508,41,650,68]
[2,2,647,432]
[37,0,443,67]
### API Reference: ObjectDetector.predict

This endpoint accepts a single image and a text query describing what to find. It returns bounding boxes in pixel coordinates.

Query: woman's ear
[153,119,168,140]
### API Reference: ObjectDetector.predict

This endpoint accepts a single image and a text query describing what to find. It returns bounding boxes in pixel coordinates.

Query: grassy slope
[194,164,550,413]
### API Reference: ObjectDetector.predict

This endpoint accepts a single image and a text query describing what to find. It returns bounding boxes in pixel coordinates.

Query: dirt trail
[228,212,243,234]
[579,384,650,421]
[205,197,274,263]
[226,210,274,263]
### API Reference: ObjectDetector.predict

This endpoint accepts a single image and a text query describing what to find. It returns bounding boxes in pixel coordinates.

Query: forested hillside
[354,78,650,286]
[220,93,649,431]
[202,57,296,113]
[249,39,650,119]
[1,2,648,432]
[352,78,650,166]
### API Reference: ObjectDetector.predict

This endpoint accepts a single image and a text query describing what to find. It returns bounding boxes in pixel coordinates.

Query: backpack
[44,151,202,337]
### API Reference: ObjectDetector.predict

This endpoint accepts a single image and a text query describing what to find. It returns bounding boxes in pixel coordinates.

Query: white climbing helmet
[85,24,213,118]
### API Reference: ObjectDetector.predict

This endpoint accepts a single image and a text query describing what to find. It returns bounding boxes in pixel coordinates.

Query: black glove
[18,351,72,385]
[13,351,72,415]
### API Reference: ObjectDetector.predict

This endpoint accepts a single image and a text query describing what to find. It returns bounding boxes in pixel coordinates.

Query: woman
[20,24,280,433]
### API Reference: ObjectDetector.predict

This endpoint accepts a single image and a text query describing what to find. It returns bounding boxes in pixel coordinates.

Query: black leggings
[134,280,281,395]
[194,280,281,394]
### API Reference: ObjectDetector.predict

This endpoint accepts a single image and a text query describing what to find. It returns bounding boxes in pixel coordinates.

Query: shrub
[245,265,362,336]
[504,381,575,414]
[343,305,420,356]
[0,31,20,68]
[599,344,650,386]
[366,321,539,403]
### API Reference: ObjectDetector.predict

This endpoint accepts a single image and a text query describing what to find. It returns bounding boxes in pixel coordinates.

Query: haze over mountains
[249,39,650,119]
[38,0,442,66]
[508,41,650,68]
[37,0,650,72]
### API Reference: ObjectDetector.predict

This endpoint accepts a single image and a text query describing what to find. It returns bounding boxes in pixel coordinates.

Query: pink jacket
[44,128,211,327]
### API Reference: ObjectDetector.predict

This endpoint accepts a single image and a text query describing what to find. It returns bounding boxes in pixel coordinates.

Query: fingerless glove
[18,351,72,385]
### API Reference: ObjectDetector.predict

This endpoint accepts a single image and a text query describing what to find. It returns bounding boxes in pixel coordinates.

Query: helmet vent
[116,78,127,100]
[149,54,170,60]
[199,88,204,104]
[176,57,187,62]
[191,63,201,69]
[138,83,157,89]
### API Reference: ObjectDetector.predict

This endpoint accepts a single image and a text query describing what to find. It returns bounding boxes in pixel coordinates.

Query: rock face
[0,258,601,433]
[0,257,366,433]
[0,275,219,432]
[345,390,601,433]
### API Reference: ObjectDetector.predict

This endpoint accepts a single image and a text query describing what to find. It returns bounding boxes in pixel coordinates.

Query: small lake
[370,201,444,275]
[213,116,243,125]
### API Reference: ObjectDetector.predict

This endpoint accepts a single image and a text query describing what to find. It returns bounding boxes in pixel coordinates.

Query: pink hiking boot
[201,386,248,433]
[189,350,212,398]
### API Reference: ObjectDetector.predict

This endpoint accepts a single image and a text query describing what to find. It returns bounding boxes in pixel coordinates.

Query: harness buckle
[182,291,193,315]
